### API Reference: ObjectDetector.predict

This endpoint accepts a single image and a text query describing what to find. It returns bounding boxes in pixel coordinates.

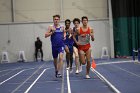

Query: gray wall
[0,0,12,22]
[0,0,108,22]
[0,19,112,62]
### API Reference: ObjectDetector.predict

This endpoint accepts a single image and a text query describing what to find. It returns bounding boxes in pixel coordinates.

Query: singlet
[78,27,90,45]
[64,28,74,46]
[51,26,64,47]
[73,27,78,41]
[73,27,78,48]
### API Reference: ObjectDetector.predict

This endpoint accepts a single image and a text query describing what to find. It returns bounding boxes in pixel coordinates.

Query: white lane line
[7,80,59,85]
[91,68,121,93]
[0,67,22,73]
[0,67,37,73]
[61,62,65,93]
[96,60,132,66]
[0,69,14,73]
[114,65,140,78]
[0,68,44,79]
[0,69,16,78]
[24,69,47,93]
[66,69,71,93]
[96,60,140,78]
[0,70,24,85]
[11,63,46,93]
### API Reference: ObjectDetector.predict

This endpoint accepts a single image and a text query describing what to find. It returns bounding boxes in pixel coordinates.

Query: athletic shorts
[52,46,64,58]
[78,43,91,53]
[65,44,73,54]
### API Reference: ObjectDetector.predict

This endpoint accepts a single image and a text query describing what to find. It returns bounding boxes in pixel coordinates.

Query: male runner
[72,18,81,74]
[45,15,65,78]
[73,16,94,79]
[64,19,74,73]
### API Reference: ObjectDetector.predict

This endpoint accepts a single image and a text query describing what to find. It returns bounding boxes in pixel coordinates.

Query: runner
[64,19,74,73]
[45,14,66,78]
[73,16,94,79]
[72,18,81,74]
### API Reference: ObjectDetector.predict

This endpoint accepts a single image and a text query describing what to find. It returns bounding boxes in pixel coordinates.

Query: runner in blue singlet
[45,15,66,78]
[64,19,74,73]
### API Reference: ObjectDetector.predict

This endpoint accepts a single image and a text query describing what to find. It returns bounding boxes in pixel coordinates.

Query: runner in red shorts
[73,16,94,79]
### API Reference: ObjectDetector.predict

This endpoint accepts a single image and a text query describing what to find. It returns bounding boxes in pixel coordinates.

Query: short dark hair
[81,16,88,21]
[73,18,80,24]
[37,37,40,40]
[65,19,71,24]
[53,14,60,19]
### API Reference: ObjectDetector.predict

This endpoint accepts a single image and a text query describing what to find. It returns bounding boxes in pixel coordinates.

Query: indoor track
[0,59,140,93]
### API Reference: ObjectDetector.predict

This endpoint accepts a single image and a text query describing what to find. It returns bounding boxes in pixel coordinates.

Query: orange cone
[91,59,96,69]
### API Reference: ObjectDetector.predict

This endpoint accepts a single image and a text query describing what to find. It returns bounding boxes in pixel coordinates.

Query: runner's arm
[73,28,80,45]
[90,28,94,41]
[68,28,73,38]
[45,26,53,38]
[62,26,66,40]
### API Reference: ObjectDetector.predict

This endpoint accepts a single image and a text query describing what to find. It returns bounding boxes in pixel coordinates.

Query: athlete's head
[37,37,40,41]
[65,19,71,28]
[73,18,80,28]
[81,16,88,26]
[53,14,60,25]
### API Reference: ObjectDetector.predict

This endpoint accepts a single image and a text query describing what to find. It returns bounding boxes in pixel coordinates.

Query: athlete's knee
[87,59,90,63]
[82,62,86,65]
[75,55,79,59]
[81,61,86,65]
[70,54,73,59]
[59,57,63,62]
[75,52,79,57]
[66,51,70,54]
[59,53,63,61]
[66,50,70,54]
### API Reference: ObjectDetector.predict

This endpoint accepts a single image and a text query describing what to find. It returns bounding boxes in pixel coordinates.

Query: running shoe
[75,69,79,74]
[69,68,73,73]
[55,71,58,78]
[85,75,91,79]
[57,74,62,78]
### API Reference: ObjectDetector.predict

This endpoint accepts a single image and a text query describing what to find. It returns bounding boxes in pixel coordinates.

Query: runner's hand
[51,27,56,34]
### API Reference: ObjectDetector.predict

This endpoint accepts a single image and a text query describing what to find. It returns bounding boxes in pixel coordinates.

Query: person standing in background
[35,37,43,61]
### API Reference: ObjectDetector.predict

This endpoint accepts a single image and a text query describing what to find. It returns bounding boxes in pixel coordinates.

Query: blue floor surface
[0,59,139,93]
